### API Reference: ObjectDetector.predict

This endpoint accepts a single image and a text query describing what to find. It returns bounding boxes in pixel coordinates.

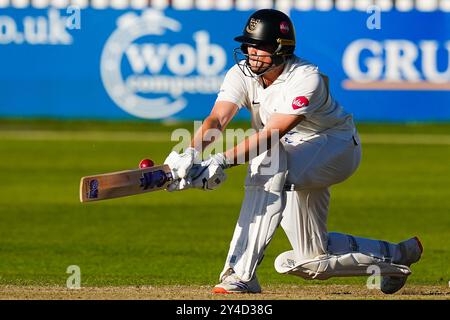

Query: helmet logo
[246,18,261,33]
[280,21,290,34]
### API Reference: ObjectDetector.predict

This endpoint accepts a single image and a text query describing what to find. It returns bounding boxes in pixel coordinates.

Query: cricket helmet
[235,9,295,56]
[233,9,296,76]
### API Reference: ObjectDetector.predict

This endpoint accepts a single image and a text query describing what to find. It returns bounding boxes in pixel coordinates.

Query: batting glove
[163,147,200,180]
[189,153,231,191]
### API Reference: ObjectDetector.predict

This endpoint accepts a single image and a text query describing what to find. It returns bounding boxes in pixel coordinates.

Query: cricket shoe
[212,268,261,294]
[380,236,423,294]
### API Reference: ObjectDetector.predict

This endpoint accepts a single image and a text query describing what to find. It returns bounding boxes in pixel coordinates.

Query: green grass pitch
[0,119,449,288]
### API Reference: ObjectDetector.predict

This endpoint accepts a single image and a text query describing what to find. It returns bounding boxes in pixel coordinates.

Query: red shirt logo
[292,96,309,110]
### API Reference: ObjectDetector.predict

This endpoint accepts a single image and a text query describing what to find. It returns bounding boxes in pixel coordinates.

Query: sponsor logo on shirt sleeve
[292,96,309,110]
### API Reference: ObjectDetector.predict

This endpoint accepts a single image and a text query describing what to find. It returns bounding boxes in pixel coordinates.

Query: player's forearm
[224,129,277,166]
[222,113,305,167]
[190,115,224,152]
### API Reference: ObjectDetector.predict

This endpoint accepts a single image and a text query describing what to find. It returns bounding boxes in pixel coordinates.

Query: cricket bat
[79,164,173,203]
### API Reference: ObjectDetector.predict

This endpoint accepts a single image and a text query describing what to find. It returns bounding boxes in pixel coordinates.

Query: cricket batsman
[163,9,422,294]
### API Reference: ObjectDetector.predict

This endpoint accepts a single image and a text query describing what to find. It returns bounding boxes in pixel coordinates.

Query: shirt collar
[271,56,298,85]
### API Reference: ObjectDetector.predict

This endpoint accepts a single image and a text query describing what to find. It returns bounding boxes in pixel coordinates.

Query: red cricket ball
[139,158,154,168]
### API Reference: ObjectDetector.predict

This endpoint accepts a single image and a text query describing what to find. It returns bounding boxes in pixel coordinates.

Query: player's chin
[250,65,270,75]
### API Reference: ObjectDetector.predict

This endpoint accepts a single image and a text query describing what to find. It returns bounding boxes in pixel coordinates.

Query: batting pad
[274,250,411,280]
[220,145,288,282]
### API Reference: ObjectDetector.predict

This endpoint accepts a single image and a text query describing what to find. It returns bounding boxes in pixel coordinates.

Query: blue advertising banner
[0,8,248,120]
[291,9,450,122]
[0,8,449,121]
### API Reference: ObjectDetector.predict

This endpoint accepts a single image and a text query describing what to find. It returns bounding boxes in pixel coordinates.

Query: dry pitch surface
[0,285,448,300]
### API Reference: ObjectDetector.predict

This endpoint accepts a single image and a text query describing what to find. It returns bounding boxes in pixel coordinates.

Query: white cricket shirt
[216,55,356,140]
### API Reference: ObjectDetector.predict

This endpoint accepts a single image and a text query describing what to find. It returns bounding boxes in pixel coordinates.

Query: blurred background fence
[1,0,449,121]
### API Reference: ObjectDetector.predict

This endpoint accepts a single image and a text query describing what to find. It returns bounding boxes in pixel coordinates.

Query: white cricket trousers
[280,133,362,260]
[221,132,362,281]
